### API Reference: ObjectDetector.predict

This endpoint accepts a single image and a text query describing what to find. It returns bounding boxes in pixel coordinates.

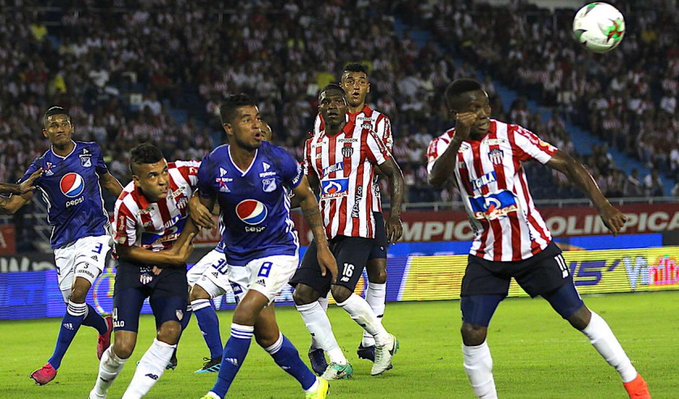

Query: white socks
[296,302,347,365]
[92,346,128,397]
[337,293,389,346]
[363,282,386,346]
[463,341,497,399]
[581,311,638,383]
[191,298,212,311]
[122,339,176,399]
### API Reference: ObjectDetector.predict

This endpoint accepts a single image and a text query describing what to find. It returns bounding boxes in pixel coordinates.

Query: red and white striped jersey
[314,105,393,212]
[427,120,558,262]
[114,160,200,252]
[305,119,391,240]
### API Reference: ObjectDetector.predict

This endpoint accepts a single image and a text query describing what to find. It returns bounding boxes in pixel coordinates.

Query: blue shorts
[112,261,188,333]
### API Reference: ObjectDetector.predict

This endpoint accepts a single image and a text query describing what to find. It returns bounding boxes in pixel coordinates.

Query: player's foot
[30,363,57,385]
[371,334,399,376]
[89,389,107,399]
[624,374,651,399]
[97,315,114,360]
[320,362,353,380]
[357,343,376,362]
[199,392,221,399]
[194,356,222,374]
[305,378,330,399]
[166,352,178,370]
[308,347,328,376]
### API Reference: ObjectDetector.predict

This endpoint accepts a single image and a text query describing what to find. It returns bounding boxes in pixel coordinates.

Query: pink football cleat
[97,315,114,360]
[30,363,57,385]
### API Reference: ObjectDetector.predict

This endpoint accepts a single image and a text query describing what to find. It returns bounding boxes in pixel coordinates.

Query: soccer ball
[573,2,625,53]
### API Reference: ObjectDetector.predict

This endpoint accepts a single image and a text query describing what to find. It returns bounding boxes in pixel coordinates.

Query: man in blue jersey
[1,106,123,385]
[197,94,336,399]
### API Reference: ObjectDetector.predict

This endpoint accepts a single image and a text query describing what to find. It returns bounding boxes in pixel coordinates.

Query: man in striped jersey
[89,143,197,399]
[309,63,395,369]
[428,79,650,399]
[290,84,404,379]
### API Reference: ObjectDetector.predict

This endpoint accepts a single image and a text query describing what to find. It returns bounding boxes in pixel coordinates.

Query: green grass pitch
[1,292,676,398]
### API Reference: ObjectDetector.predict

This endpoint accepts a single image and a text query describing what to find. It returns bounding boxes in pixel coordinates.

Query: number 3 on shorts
[340,262,354,283]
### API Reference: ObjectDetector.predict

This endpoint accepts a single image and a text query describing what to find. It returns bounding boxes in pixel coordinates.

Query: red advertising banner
[0,224,17,255]
[193,203,679,246]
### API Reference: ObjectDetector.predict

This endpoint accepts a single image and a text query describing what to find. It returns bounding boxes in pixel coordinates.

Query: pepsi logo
[60,173,85,198]
[236,199,267,225]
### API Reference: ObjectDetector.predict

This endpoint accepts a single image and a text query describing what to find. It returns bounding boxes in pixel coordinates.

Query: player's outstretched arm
[1,169,43,195]
[377,158,405,243]
[116,230,197,268]
[293,176,338,282]
[99,172,124,198]
[0,192,33,215]
[547,150,627,235]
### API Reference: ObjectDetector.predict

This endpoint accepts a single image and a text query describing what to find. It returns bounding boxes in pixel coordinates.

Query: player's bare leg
[90,330,136,399]
[360,257,388,362]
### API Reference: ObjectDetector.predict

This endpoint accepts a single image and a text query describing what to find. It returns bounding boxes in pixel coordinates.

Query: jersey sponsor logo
[488,148,504,165]
[262,178,277,192]
[216,177,232,192]
[469,190,519,220]
[471,171,497,191]
[236,199,268,225]
[44,162,55,176]
[220,167,228,176]
[338,138,358,143]
[259,171,277,177]
[322,162,343,177]
[263,162,271,172]
[321,178,349,200]
[60,173,85,198]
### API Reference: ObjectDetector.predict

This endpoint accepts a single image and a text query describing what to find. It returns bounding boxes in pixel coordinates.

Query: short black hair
[343,63,369,75]
[319,83,346,100]
[219,94,256,125]
[130,143,164,175]
[43,105,70,126]
[444,78,483,110]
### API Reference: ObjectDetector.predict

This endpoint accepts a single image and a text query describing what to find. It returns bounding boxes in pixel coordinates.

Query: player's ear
[223,123,232,136]
[366,81,371,94]
[42,128,48,139]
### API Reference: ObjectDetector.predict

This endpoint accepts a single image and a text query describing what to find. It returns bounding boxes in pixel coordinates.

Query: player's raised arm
[292,176,338,282]
[547,150,627,235]
[428,112,476,188]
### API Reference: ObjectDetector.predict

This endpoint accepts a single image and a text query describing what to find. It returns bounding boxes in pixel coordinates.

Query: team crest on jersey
[321,178,349,200]
[488,149,504,165]
[262,178,277,192]
[60,173,85,198]
[236,199,268,225]
[79,149,92,167]
[341,146,354,158]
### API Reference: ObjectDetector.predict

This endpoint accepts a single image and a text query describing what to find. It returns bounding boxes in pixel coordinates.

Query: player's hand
[454,111,478,141]
[18,169,43,194]
[189,196,215,229]
[386,214,403,244]
[316,243,338,283]
[170,232,197,266]
[599,204,627,236]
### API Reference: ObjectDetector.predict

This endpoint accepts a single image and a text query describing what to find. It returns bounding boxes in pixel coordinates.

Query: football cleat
[97,315,114,360]
[308,347,328,376]
[357,344,376,362]
[166,352,178,370]
[624,374,651,399]
[195,356,222,374]
[30,363,57,385]
[320,362,353,380]
[305,378,330,399]
[371,334,399,376]
[199,392,221,399]
[89,389,107,399]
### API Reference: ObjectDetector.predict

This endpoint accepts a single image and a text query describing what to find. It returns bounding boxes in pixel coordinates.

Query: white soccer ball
[573,2,625,53]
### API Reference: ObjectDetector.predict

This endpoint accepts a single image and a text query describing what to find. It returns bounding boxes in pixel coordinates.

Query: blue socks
[48,301,87,369]
[193,299,224,360]
[266,334,317,390]
[82,304,107,335]
[210,324,254,397]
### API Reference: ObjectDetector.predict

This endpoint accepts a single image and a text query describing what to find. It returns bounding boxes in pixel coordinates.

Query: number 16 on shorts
[340,263,355,283]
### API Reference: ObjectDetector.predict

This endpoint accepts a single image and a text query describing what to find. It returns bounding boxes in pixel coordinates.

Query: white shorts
[189,249,232,299]
[228,255,299,303]
[54,235,111,302]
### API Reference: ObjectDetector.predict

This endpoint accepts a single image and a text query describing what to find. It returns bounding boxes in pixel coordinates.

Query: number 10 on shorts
[340,263,355,283]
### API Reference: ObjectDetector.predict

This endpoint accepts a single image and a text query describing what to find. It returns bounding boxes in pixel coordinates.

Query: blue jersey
[198,142,303,266]
[20,141,110,249]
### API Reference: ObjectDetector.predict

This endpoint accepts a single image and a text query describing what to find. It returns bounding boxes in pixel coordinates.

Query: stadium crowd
[1,0,677,208]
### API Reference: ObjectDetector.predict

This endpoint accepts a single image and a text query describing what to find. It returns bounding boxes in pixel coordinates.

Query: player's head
[129,143,169,201]
[261,120,273,142]
[318,84,348,128]
[445,78,492,138]
[42,106,74,146]
[219,94,264,151]
[340,63,370,108]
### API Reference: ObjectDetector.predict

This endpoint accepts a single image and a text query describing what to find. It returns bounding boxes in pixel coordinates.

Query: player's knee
[157,321,182,345]
[460,323,487,346]
[293,285,319,306]
[566,305,591,331]
[113,336,136,359]
[190,284,210,302]
[367,260,387,284]
[69,286,89,303]
[330,285,352,303]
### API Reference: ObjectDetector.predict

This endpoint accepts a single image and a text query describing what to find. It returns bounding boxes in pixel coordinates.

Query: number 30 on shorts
[340,262,355,283]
